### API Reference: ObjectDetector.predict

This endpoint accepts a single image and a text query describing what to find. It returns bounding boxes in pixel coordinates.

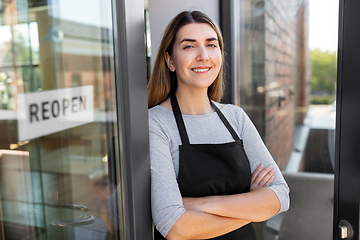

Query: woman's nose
[195,46,209,62]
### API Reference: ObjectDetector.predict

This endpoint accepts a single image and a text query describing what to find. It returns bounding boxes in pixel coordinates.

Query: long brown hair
[147,11,225,108]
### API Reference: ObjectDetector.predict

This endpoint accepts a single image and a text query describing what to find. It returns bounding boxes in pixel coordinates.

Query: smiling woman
[164,23,222,106]
[147,11,225,109]
[147,10,289,240]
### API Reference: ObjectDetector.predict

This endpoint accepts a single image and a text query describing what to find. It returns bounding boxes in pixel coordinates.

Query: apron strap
[171,94,241,144]
[171,94,190,145]
[210,101,241,141]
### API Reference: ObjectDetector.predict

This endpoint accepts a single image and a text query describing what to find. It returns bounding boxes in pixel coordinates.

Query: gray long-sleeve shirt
[149,103,290,237]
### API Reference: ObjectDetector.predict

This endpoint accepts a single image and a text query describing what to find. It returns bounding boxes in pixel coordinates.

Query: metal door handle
[339,225,348,239]
[63,204,89,212]
[48,204,95,227]
[339,220,354,239]
[49,214,95,227]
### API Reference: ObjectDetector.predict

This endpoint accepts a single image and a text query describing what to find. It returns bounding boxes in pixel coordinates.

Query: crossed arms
[166,165,280,240]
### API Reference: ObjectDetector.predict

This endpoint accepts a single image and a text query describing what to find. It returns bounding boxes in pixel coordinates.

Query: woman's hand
[250,165,275,191]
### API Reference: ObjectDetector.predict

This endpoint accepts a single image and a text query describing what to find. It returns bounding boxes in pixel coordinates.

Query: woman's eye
[208,43,217,48]
[184,45,194,49]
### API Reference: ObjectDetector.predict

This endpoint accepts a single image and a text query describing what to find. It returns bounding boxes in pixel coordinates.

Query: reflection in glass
[238,0,337,239]
[13,24,31,65]
[0,25,13,66]
[0,0,122,239]
[29,22,40,64]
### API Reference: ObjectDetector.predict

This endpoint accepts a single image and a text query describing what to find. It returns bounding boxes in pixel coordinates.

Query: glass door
[0,0,127,239]
[220,0,339,239]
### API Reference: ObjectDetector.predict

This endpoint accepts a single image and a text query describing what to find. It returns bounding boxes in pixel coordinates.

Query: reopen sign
[17,85,94,141]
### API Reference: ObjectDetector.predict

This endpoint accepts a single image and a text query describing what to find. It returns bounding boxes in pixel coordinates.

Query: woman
[148,11,290,240]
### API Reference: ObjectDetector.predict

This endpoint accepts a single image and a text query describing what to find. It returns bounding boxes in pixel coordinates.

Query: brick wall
[240,0,309,170]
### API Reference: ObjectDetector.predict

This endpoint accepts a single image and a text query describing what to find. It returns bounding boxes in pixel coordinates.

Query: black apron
[154,95,256,240]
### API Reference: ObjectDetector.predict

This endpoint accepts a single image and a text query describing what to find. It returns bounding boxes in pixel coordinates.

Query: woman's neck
[175,89,214,115]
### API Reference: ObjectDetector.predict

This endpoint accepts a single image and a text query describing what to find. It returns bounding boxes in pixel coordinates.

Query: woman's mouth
[191,67,211,73]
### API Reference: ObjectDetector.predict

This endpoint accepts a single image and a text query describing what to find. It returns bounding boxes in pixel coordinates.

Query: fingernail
[266,165,273,170]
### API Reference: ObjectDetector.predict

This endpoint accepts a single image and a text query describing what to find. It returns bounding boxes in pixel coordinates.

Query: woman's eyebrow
[179,37,218,43]
[206,37,218,42]
[180,38,196,43]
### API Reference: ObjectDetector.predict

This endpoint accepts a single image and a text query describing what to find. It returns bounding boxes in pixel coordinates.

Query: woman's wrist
[183,196,219,214]
[201,195,219,214]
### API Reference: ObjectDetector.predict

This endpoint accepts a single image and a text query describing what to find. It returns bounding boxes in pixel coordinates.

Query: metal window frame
[333,0,343,238]
[333,0,360,239]
[111,0,152,239]
[220,0,243,105]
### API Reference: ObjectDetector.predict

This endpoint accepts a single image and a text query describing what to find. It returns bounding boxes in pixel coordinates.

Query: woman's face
[165,23,222,93]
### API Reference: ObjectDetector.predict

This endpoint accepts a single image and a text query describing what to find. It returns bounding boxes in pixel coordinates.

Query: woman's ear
[165,52,176,72]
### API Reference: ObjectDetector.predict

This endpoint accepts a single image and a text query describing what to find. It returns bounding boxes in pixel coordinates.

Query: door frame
[112,0,152,239]
[334,0,360,239]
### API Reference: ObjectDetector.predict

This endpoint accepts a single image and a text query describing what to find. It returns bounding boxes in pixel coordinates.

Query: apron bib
[154,95,256,240]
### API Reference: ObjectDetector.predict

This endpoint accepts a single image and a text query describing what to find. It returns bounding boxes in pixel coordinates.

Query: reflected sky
[49,0,113,28]
[309,0,339,52]
[0,26,11,45]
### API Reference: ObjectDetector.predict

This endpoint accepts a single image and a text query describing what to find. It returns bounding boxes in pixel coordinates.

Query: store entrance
[0,0,123,239]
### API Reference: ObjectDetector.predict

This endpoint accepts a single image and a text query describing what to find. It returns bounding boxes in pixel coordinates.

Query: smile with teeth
[192,68,211,73]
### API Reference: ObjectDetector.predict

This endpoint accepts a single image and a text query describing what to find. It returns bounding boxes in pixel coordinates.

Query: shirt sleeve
[149,111,186,237]
[239,108,290,213]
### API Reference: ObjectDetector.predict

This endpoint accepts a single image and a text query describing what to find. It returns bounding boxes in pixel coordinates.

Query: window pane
[239,0,337,239]
[13,23,32,65]
[29,22,40,64]
[0,0,124,239]
[0,25,13,66]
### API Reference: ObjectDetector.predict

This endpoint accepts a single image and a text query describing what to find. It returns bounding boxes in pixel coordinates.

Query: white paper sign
[17,85,94,141]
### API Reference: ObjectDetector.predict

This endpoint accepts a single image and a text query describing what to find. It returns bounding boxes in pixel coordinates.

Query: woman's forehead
[175,23,218,42]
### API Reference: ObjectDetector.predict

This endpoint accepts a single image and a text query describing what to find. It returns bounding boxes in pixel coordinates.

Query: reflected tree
[310,49,337,104]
